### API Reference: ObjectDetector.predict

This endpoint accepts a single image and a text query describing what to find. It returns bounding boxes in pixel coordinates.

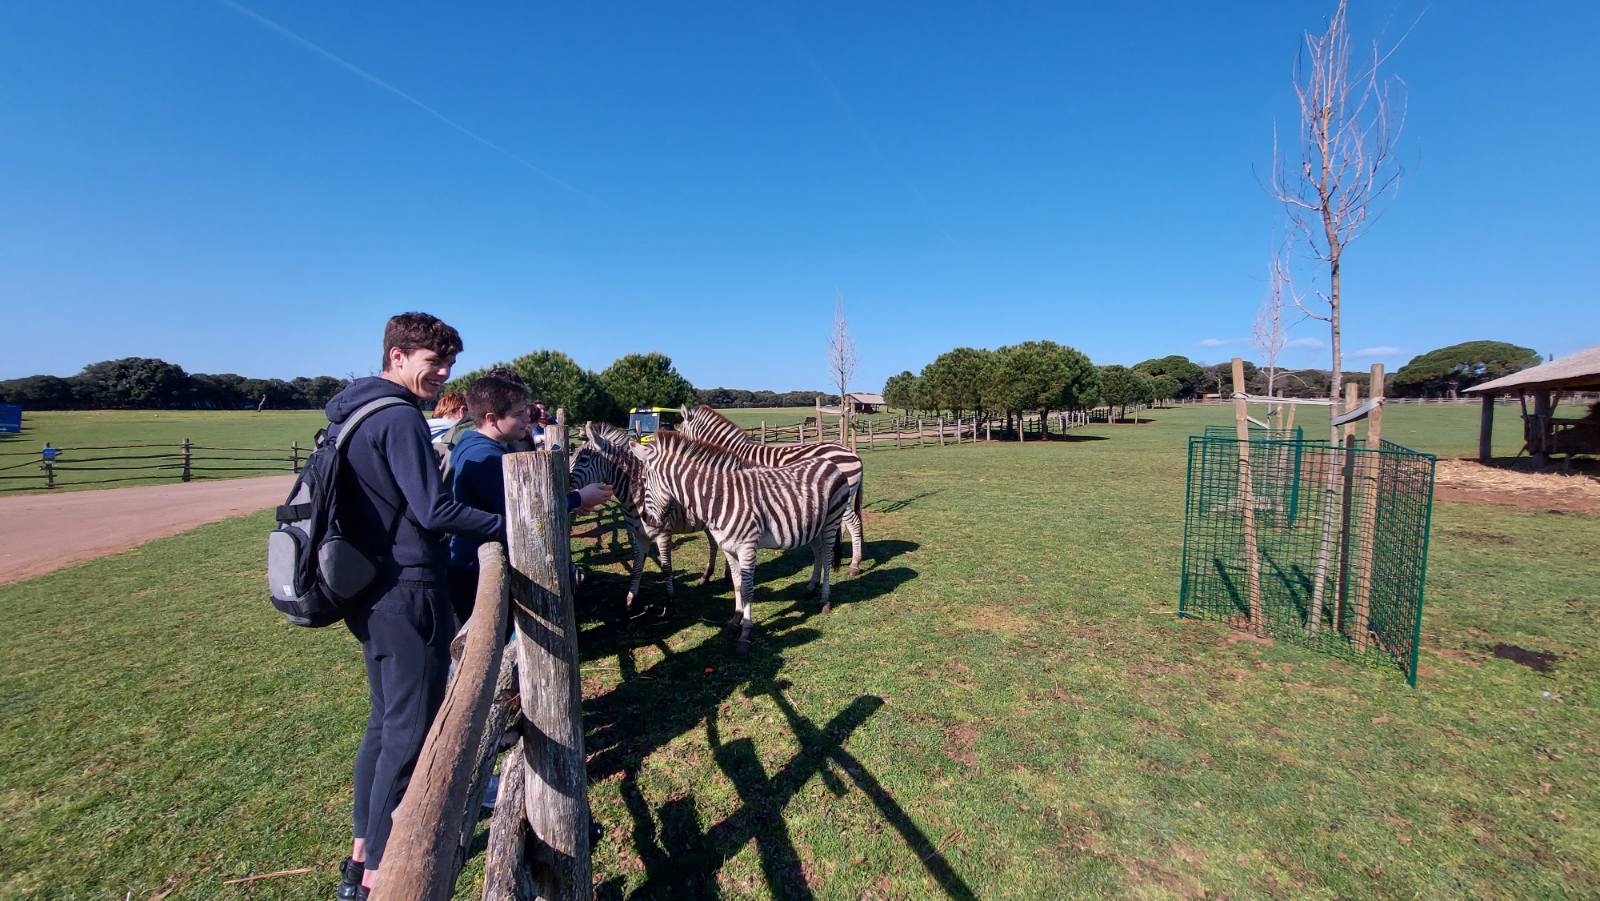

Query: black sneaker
[337,858,363,901]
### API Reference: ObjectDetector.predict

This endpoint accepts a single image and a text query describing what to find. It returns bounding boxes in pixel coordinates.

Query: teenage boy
[447,373,612,625]
[326,313,502,900]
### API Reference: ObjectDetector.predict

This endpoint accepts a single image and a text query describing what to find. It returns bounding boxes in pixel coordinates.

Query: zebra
[677,404,866,576]
[629,430,851,654]
[569,422,719,612]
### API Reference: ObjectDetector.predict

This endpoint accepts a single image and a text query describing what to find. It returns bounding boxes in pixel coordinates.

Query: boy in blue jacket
[447,372,612,626]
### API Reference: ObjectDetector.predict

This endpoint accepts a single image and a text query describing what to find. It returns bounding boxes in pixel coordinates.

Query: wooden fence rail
[0,440,302,490]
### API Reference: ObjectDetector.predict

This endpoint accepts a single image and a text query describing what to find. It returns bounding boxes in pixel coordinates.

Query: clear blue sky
[2,1,1595,391]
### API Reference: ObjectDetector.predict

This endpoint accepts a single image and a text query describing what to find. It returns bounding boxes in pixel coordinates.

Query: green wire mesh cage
[1180,432,1436,685]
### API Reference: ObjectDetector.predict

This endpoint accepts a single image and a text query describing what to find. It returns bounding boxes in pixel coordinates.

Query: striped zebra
[629,430,851,654]
[569,422,719,612]
[677,404,866,576]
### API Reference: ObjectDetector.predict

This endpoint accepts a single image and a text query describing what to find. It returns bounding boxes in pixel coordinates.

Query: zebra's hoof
[848,566,862,577]
[820,601,832,614]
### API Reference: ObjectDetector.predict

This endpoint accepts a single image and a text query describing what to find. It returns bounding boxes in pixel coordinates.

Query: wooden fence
[0,440,302,490]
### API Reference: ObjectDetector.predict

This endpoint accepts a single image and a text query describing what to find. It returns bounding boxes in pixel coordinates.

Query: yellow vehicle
[627,407,684,443]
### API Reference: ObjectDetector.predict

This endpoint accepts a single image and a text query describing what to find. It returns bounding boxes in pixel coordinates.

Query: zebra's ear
[627,441,651,464]
[581,422,594,444]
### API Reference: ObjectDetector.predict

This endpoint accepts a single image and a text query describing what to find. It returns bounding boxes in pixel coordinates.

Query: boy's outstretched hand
[575,483,614,515]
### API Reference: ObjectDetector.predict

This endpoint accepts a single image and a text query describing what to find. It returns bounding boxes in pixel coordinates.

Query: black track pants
[347,577,453,873]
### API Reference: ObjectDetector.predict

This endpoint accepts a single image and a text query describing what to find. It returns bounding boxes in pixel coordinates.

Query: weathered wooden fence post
[939,417,947,447]
[916,418,925,448]
[1350,364,1386,653]
[501,451,590,899]
[374,543,511,901]
[760,421,767,445]
[291,440,301,474]
[1231,359,1264,635]
[181,438,192,482]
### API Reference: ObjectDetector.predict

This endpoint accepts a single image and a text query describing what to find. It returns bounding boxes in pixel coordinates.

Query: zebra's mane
[583,420,632,454]
[687,405,749,442]
[649,429,752,471]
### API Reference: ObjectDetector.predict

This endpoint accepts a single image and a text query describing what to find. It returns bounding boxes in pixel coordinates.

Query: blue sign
[0,404,20,434]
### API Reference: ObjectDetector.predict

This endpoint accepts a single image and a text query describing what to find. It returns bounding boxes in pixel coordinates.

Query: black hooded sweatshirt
[325,377,502,582]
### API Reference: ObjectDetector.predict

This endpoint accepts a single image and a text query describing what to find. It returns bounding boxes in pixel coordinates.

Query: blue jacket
[325,377,503,582]
[449,429,583,571]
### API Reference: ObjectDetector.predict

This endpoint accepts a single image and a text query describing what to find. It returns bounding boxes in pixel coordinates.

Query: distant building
[844,392,886,413]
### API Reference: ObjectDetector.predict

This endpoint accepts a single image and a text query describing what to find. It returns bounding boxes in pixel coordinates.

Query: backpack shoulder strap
[334,396,415,452]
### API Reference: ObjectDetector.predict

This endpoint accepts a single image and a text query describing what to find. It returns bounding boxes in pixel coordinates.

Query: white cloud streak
[219,0,588,198]
[1285,337,1324,349]
[1354,346,1401,357]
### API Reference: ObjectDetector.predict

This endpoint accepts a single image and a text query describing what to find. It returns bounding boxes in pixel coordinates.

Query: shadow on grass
[984,429,1110,443]
[597,679,974,900]
[575,537,951,897]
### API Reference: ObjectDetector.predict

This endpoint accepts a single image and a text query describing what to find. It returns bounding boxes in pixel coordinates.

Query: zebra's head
[626,437,673,523]
[571,422,628,488]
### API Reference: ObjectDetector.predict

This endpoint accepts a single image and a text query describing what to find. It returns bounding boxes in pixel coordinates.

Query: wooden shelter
[844,392,886,413]
[1464,346,1600,465]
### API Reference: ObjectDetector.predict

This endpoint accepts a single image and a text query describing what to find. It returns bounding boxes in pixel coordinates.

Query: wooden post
[1333,382,1360,634]
[291,440,301,474]
[893,421,901,449]
[1478,394,1494,463]
[482,741,535,899]
[1232,359,1264,635]
[760,421,767,445]
[181,438,192,482]
[457,642,521,876]
[985,417,992,442]
[502,451,590,900]
[1532,390,1552,467]
[1350,364,1385,653]
[917,418,925,448]
[1283,396,1297,435]
[940,417,948,447]
[374,544,511,901]
[866,419,874,451]
[798,421,806,444]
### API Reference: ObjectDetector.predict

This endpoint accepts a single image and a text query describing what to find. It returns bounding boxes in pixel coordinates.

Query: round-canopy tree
[1134,355,1205,399]
[1391,341,1540,398]
[882,370,920,414]
[599,352,696,416]
[1099,365,1156,422]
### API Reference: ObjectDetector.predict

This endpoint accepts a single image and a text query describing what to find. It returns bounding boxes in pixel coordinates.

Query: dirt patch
[1490,643,1558,673]
[1444,529,1515,545]
[942,724,979,767]
[1435,459,1600,514]
[969,605,1030,637]
[0,475,295,584]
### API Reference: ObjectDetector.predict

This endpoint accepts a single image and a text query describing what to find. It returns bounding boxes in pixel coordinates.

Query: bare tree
[828,293,857,444]
[1253,243,1293,406]
[1272,0,1406,632]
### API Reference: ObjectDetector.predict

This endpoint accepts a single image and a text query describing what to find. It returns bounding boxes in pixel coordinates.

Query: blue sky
[1,1,1595,391]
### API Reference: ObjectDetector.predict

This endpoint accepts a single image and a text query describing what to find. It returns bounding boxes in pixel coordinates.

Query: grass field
[0,401,1554,495]
[2,404,1596,898]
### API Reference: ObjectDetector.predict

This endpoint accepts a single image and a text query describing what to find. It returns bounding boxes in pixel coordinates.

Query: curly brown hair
[381,312,463,371]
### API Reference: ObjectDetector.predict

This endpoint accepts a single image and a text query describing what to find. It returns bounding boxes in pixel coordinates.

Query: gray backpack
[268,396,410,627]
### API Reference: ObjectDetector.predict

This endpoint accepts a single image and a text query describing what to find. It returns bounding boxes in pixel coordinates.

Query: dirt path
[0,475,294,585]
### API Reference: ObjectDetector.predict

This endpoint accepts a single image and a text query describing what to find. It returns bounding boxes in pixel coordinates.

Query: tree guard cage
[1180,360,1437,685]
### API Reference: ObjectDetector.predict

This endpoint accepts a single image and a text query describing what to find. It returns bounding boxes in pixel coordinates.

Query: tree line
[0,358,348,410]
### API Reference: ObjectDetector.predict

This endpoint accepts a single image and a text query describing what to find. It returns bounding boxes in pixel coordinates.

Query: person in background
[427,390,466,442]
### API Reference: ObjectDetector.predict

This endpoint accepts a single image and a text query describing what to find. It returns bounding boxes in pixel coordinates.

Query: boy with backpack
[320,313,503,900]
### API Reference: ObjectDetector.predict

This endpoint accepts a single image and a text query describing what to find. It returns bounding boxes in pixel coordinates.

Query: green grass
[0,410,327,494]
[2,405,1597,897]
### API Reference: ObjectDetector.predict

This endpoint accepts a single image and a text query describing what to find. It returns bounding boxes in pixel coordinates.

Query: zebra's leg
[845,494,864,577]
[699,529,719,586]
[806,534,825,598]
[624,521,649,613]
[654,532,675,605]
[818,524,838,614]
[721,548,743,632]
[736,546,758,655]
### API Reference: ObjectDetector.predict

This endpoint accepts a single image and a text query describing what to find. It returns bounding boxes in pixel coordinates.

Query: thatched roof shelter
[1463,346,1600,464]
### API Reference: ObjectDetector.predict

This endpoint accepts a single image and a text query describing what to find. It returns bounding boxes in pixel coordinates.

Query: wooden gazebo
[1464,346,1600,465]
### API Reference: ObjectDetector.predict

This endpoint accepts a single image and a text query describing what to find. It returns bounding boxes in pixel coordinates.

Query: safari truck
[627,407,684,443]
